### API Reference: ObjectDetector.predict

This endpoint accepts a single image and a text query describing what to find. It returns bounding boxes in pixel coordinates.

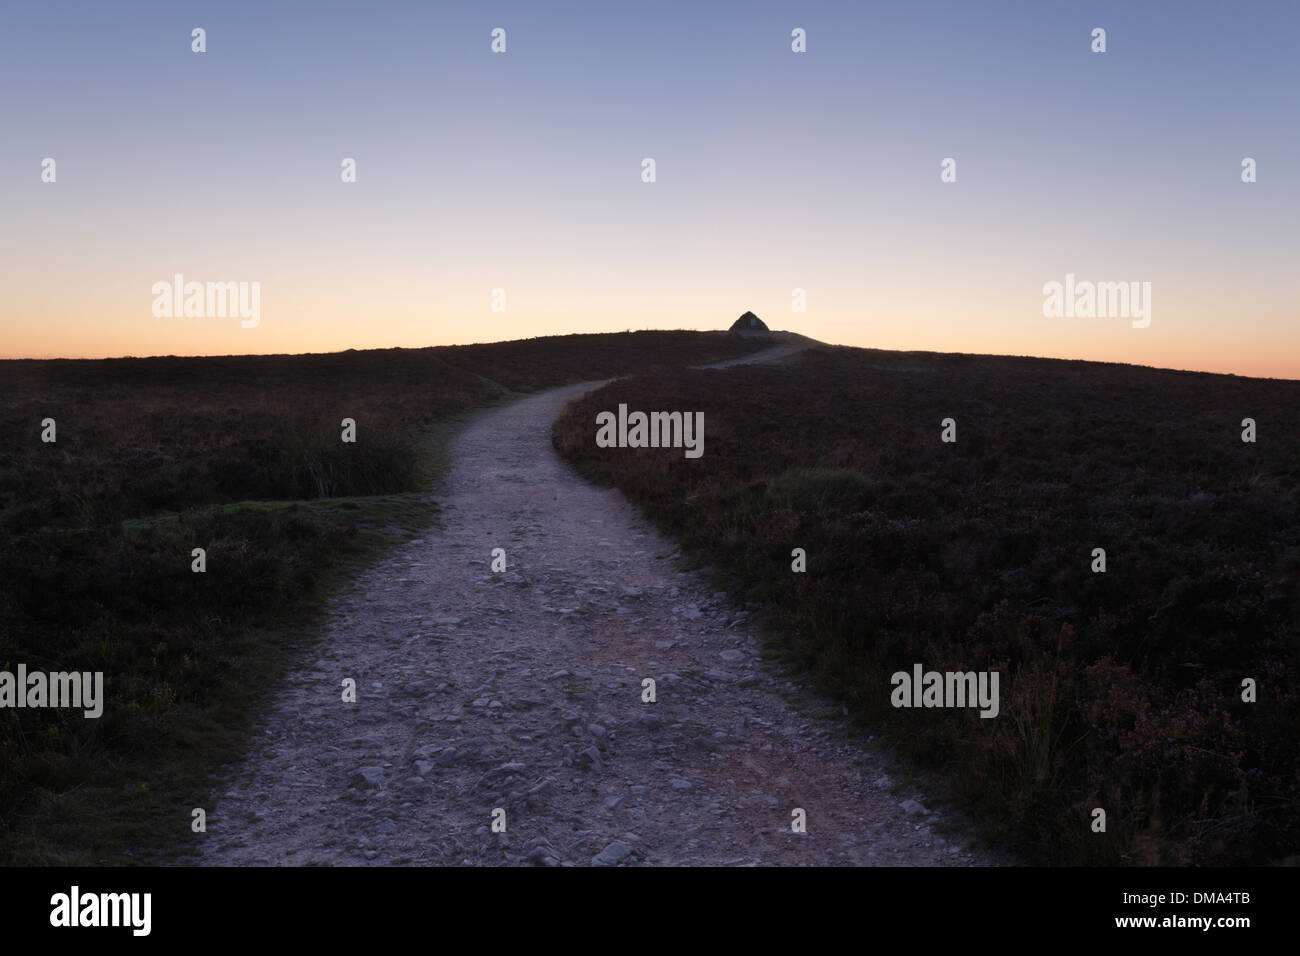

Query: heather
[553,346,1300,864]
[0,331,766,863]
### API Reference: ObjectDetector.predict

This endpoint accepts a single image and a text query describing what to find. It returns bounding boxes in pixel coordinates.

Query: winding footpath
[200,346,1010,866]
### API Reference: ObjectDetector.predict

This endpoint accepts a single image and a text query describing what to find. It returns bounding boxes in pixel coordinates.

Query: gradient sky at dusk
[2,0,1297,377]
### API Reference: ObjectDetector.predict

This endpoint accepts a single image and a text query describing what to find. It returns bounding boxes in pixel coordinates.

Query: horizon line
[1,331,1297,384]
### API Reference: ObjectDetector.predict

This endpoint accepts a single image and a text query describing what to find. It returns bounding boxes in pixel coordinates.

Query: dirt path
[200,346,1008,866]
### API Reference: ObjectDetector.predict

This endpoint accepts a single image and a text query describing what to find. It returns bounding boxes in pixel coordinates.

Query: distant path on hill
[200,343,1009,866]
[693,340,811,369]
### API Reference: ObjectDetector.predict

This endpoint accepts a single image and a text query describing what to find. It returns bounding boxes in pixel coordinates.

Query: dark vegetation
[0,331,767,863]
[553,345,1300,865]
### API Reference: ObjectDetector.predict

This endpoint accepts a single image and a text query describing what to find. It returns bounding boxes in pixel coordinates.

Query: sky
[2,0,1297,378]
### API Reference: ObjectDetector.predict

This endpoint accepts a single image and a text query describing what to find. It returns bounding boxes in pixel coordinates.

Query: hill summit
[729,311,769,333]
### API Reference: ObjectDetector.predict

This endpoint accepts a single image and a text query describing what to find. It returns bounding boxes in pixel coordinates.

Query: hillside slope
[553,345,1300,864]
[0,331,768,864]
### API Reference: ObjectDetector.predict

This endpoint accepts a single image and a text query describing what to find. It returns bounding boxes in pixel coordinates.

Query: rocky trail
[200,345,1010,867]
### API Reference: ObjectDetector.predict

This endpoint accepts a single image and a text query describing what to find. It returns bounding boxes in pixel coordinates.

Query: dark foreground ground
[0,331,767,863]
[553,345,1300,865]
